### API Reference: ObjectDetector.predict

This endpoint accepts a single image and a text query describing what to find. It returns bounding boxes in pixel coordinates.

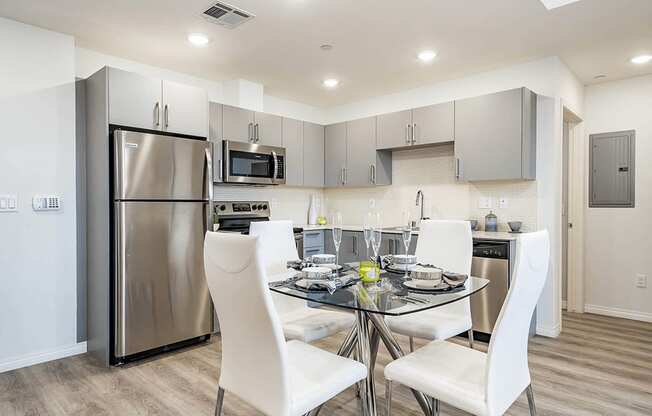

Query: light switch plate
[0,194,18,212]
[636,274,647,288]
[498,197,509,208]
[32,195,62,211]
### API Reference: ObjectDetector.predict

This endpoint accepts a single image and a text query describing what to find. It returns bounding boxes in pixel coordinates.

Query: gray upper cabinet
[255,113,282,146]
[282,118,303,186]
[161,80,208,137]
[412,102,455,146]
[377,109,412,149]
[209,102,224,183]
[222,105,254,142]
[455,87,536,181]
[107,68,208,137]
[346,117,377,187]
[108,68,162,131]
[325,123,347,187]
[303,122,325,187]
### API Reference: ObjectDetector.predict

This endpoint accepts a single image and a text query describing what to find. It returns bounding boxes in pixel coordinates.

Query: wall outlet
[498,197,509,208]
[636,274,647,288]
[369,198,376,209]
[478,197,492,209]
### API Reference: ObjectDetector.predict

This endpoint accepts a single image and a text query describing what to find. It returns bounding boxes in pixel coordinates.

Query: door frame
[563,107,585,313]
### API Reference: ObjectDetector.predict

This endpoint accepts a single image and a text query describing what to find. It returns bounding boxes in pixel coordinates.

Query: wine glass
[401,211,413,278]
[370,212,382,265]
[332,212,343,276]
[363,212,374,261]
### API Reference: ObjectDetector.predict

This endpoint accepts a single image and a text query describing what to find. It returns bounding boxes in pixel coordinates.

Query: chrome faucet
[415,190,425,222]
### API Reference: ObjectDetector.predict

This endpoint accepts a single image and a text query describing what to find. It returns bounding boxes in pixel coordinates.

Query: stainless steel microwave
[223,140,286,185]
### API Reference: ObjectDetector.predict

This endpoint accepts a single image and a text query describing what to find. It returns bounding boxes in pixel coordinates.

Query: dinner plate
[402,279,450,291]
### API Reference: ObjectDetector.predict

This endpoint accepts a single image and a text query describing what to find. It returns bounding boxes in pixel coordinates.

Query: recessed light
[631,55,652,64]
[187,33,210,47]
[322,78,339,88]
[417,50,437,62]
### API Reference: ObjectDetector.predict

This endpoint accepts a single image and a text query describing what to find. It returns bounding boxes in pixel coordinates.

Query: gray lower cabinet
[282,117,303,186]
[325,123,347,187]
[380,234,417,256]
[303,122,325,187]
[376,102,454,150]
[455,87,536,181]
[325,230,364,264]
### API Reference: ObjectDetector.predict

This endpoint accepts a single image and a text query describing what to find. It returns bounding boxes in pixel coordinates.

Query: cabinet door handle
[372,164,376,184]
[406,124,411,144]
[412,123,417,144]
[154,102,160,126]
[218,159,223,180]
[248,123,253,142]
[164,104,169,128]
[352,235,358,256]
[255,123,260,142]
[455,158,461,180]
[344,167,347,184]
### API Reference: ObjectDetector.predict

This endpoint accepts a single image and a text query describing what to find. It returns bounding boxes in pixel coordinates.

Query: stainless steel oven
[223,140,286,185]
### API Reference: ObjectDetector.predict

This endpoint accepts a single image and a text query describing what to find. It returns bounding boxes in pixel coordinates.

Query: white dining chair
[204,231,367,416]
[385,220,474,351]
[249,220,355,343]
[384,230,550,416]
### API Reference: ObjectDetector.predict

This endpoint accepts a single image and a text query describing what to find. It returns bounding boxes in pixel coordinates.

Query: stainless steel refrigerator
[113,129,213,360]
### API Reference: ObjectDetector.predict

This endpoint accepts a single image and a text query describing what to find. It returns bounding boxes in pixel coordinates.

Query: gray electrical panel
[589,130,635,208]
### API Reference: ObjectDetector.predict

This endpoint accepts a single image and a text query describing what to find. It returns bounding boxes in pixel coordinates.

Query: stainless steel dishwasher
[470,240,510,338]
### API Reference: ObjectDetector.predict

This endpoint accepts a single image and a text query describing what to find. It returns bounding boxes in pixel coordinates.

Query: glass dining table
[270,267,489,416]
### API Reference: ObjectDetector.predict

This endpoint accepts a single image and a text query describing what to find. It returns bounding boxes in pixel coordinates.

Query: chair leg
[467,329,475,349]
[409,336,415,352]
[214,386,225,416]
[428,396,440,416]
[526,384,537,416]
[385,379,392,416]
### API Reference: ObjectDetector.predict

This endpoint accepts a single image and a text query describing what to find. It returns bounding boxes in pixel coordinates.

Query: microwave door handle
[271,151,278,184]
[205,147,214,229]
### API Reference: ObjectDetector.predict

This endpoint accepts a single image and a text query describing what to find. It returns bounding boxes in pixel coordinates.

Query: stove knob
[252,205,257,210]
[219,204,226,211]
[262,204,268,210]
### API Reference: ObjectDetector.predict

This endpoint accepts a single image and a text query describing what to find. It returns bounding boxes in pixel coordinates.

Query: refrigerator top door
[115,130,211,200]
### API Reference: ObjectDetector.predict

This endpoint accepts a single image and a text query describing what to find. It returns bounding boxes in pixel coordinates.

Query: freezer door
[115,130,211,200]
[115,201,212,358]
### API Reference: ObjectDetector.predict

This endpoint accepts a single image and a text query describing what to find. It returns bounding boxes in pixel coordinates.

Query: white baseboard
[585,304,652,323]
[536,323,561,338]
[0,342,87,373]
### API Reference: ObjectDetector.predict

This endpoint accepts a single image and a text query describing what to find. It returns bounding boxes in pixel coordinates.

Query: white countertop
[299,224,522,241]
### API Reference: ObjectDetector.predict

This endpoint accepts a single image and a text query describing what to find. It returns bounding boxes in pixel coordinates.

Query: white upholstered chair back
[485,230,550,415]
[204,231,291,416]
[414,220,473,315]
[249,220,305,316]
[249,220,300,276]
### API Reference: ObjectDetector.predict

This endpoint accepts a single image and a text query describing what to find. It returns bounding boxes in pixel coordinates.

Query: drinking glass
[370,213,382,265]
[363,212,374,261]
[401,211,413,278]
[332,212,343,275]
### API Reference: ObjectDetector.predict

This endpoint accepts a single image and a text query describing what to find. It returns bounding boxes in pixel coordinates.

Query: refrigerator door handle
[205,146,214,229]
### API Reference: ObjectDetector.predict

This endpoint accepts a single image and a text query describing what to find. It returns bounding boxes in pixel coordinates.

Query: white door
[162,80,208,137]
[108,68,162,130]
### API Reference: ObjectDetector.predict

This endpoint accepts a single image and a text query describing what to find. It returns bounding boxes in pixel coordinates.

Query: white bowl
[302,266,332,280]
[392,254,417,265]
[311,254,336,265]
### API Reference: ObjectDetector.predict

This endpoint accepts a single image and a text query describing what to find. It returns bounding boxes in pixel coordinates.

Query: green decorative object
[317,216,327,225]
[359,261,381,283]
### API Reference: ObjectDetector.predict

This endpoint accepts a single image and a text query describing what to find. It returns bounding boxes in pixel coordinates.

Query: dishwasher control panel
[472,241,509,259]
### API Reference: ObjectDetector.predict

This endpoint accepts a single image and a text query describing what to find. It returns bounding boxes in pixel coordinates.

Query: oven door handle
[271,151,278,185]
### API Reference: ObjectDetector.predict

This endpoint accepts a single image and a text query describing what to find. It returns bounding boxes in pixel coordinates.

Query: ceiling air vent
[202,1,254,29]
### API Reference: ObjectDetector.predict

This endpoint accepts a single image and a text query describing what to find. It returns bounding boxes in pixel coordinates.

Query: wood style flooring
[1,312,651,416]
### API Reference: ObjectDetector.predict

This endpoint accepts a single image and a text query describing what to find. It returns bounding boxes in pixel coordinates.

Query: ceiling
[1,0,651,107]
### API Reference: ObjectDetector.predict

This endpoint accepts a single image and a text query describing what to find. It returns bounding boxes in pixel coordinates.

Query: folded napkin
[298,275,357,294]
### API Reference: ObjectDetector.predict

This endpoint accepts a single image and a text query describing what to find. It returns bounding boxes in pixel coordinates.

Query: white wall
[0,18,80,372]
[583,75,652,322]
